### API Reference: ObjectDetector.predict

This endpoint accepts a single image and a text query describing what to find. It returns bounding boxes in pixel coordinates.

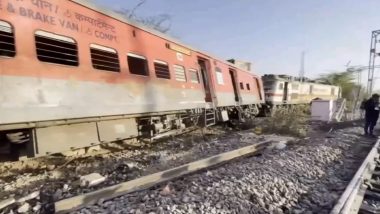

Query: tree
[114,0,171,33]
[316,71,357,99]
[316,71,366,114]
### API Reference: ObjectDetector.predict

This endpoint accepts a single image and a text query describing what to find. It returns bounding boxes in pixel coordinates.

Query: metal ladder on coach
[204,109,216,127]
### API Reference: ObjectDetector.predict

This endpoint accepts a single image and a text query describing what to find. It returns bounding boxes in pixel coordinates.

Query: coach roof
[71,0,257,76]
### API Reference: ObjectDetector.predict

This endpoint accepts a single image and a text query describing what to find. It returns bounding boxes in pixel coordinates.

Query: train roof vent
[0,20,16,58]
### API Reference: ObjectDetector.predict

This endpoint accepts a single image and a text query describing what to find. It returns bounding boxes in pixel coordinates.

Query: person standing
[364,94,380,137]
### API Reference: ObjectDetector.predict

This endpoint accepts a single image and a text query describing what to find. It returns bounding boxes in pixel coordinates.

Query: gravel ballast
[0,126,293,213]
[73,127,374,214]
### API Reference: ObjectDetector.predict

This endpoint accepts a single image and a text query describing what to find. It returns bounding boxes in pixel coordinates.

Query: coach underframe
[0,103,261,159]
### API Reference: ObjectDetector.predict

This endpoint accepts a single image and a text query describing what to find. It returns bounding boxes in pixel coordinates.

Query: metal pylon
[368,30,380,95]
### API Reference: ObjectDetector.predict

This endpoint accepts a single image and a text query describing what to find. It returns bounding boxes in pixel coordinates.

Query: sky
[94,0,380,85]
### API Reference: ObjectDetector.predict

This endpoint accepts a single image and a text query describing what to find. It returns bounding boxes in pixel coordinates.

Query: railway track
[54,141,271,213]
[52,126,371,214]
[0,123,372,213]
[331,139,380,214]
[0,123,298,214]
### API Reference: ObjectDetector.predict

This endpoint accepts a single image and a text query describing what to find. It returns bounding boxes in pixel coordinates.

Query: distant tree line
[316,70,367,113]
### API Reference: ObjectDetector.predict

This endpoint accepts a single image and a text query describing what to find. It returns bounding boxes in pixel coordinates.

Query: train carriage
[0,0,264,158]
[263,75,341,106]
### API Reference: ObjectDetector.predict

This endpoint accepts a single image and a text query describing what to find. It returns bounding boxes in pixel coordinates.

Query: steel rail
[330,139,380,214]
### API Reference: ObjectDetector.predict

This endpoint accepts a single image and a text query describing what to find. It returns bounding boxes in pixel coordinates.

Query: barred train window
[90,44,120,72]
[189,69,200,83]
[174,65,186,82]
[154,60,170,79]
[215,67,224,85]
[246,83,250,90]
[35,31,78,66]
[0,20,15,57]
[128,53,149,76]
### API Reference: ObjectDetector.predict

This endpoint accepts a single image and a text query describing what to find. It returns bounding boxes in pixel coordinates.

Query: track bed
[69,127,373,214]
[0,125,292,213]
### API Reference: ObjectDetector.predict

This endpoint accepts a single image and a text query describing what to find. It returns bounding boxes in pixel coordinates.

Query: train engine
[262,74,341,107]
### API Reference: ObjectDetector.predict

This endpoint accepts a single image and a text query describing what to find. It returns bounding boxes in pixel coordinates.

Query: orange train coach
[0,0,265,159]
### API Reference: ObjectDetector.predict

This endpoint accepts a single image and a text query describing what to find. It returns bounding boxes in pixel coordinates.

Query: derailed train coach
[0,0,265,159]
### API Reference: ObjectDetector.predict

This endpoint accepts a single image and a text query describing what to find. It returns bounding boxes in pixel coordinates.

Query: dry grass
[264,105,310,137]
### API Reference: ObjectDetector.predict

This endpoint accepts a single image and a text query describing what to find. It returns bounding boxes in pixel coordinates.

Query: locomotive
[0,0,340,159]
[263,75,341,106]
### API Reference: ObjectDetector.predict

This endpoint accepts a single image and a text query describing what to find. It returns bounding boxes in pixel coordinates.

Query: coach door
[198,59,213,102]
[283,82,289,101]
[229,69,239,102]
[255,78,263,101]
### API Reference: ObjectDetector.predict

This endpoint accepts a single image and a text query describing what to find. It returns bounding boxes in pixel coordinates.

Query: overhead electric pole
[368,30,380,95]
[299,51,305,82]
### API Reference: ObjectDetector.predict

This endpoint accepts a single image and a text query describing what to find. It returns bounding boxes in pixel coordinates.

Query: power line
[348,65,380,85]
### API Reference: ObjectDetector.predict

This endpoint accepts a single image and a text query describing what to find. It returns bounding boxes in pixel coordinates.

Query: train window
[154,60,170,79]
[278,83,284,90]
[215,67,224,85]
[292,83,299,90]
[240,82,244,90]
[189,69,200,83]
[0,21,15,58]
[174,65,186,82]
[90,44,120,72]
[127,53,149,76]
[246,83,251,90]
[331,88,335,95]
[35,31,78,66]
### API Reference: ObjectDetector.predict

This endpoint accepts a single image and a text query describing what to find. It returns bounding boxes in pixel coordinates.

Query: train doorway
[198,59,212,102]
[255,78,263,101]
[229,69,239,102]
[283,82,289,101]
